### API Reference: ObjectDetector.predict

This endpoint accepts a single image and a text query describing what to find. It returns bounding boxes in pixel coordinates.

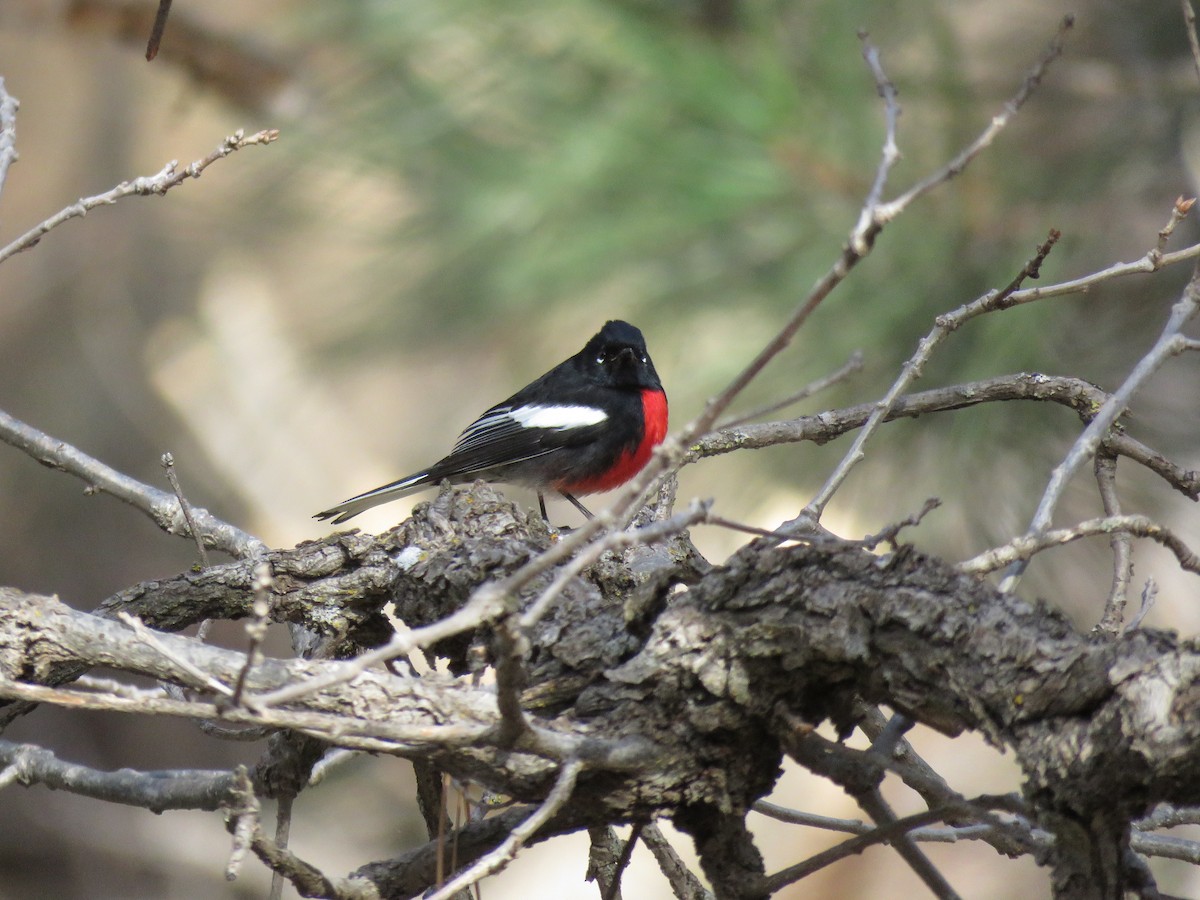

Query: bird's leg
[559,491,594,520]
[538,491,549,521]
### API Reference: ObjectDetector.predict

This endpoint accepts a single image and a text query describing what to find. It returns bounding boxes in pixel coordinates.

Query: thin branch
[856,788,962,900]
[1184,0,1200,86]
[230,561,274,708]
[692,373,1200,500]
[852,33,902,253]
[1093,453,1133,638]
[269,793,294,900]
[640,824,713,900]
[0,738,236,811]
[960,514,1200,576]
[586,827,625,900]
[161,452,211,568]
[1133,831,1200,864]
[0,128,279,266]
[491,613,532,747]
[759,806,956,894]
[74,674,167,700]
[601,824,642,900]
[161,451,218,641]
[0,407,266,559]
[785,713,1041,860]
[874,15,1074,224]
[0,77,18,200]
[117,612,234,698]
[424,758,584,900]
[802,229,1062,522]
[717,350,864,429]
[861,500,941,550]
[308,749,360,788]
[223,772,367,899]
[146,0,173,60]
[0,673,488,755]
[1127,578,1159,634]
[1137,804,1200,830]
[1004,262,1200,592]
[225,776,256,881]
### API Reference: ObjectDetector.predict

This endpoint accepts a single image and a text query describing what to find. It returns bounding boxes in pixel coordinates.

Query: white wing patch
[509,404,608,430]
[451,404,608,455]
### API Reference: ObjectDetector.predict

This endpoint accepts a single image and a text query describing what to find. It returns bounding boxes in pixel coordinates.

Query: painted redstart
[315,320,667,524]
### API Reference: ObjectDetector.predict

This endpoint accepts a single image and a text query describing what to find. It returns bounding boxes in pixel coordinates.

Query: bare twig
[874,16,1074,224]
[117,612,234,698]
[852,33,902,252]
[491,614,532,747]
[146,0,173,60]
[640,824,713,900]
[0,408,265,558]
[0,128,279,265]
[759,806,957,894]
[587,827,625,900]
[601,824,642,900]
[424,758,584,900]
[308,750,360,788]
[225,771,257,881]
[717,350,864,429]
[960,515,1200,577]
[1127,579,1159,633]
[1093,453,1133,638]
[230,561,274,708]
[1137,804,1200,830]
[693,372,1200,501]
[161,451,218,641]
[861,500,941,550]
[74,674,167,700]
[857,789,962,900]
[224,772,363,898]
[161,453,211,568]
[1003,259,1200,592]
[803,229,1062,523]
[703,514,808,541]
[0,738,235,811]
[0,77,18,200]
[1184,0,1200,85]
[269,793,294,900]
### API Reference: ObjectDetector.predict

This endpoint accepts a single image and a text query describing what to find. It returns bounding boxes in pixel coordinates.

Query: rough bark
[3,484,1197,897]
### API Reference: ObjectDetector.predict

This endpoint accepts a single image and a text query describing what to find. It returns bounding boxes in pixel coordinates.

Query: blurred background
[2,0,1200,896]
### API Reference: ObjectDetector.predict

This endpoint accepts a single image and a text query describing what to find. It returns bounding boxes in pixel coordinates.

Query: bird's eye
[596,353,607,365]
[640,354,648,364]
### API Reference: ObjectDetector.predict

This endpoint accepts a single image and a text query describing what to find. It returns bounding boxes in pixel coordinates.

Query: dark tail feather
[314,471,430,524]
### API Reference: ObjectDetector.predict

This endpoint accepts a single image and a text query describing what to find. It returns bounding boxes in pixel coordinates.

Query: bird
[315,319,668,524]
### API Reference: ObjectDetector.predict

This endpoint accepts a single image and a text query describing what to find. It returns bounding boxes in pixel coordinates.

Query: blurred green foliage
[305,0,982,366]
[288,0,1200,551]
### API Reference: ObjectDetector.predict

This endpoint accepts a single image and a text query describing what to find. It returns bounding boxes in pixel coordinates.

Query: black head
[580,320,662,391]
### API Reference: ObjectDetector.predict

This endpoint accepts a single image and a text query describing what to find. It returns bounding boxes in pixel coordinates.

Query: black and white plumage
[315,320,667,524]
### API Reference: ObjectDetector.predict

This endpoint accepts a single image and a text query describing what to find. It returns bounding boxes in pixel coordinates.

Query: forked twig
[423,758,583,900]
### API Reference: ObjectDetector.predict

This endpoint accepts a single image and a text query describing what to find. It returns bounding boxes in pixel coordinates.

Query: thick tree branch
[0,408,266,558]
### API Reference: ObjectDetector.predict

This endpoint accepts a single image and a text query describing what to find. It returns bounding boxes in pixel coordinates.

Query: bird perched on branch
[315,319,668,524]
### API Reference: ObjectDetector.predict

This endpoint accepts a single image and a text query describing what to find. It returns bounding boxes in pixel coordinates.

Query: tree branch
[0,128,278,265]
[0,407,265,559]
